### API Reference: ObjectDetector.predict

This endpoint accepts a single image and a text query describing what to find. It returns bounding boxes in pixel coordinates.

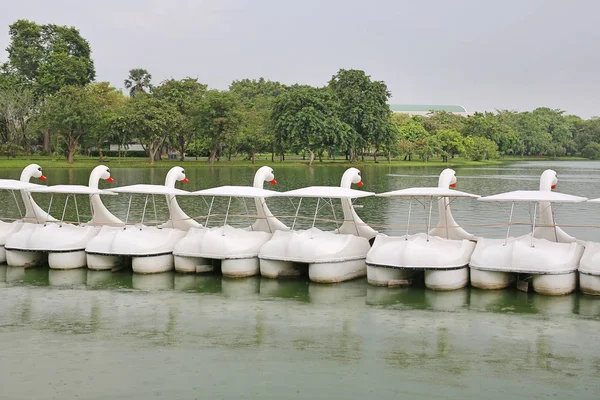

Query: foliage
[193,90,243,164]
[436,129,464,162]
[2,19,95,96]
[271,86,351,166]
[154,77,207,160]
[582,142,600,160]
[118,93,180,164]
[464,136,499,161]
[328,69,392,161]
[36,85,102,163]
[124,68,152,97]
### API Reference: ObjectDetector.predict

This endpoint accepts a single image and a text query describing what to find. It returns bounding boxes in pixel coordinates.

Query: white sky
[1,0,599,117]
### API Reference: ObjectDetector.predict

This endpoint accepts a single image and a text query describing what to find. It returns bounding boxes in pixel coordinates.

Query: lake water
[0,161,599,399]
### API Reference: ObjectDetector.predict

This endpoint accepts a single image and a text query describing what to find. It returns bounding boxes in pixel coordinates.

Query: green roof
[390,104,467,113]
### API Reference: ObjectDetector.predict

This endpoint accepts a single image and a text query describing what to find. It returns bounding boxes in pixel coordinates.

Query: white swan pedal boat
[0,164,55,262]
[173,166,287,277]
[85,166,199,274]
[573,197,600,295]
[259,168,377,283]
[5,166,117,269]
[366,169,479,291]
[470,181,586,296]
[173,185,286,277]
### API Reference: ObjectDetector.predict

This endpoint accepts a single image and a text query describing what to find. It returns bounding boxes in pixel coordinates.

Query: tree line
[1,19,599,165]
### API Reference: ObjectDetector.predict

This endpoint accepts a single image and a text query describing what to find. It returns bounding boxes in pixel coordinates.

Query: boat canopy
[192,186,280,198]
[0,179,45,191]
[376,187,479,198]
[478,190,587,203]
[279,186,374,199]
[28,185,116,195]
[108,184,189,196]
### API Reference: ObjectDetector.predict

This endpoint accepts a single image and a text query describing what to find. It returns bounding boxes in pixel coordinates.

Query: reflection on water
[0,267,599,399]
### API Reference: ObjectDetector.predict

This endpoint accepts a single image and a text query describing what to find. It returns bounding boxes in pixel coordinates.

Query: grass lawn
[0,154,588,169]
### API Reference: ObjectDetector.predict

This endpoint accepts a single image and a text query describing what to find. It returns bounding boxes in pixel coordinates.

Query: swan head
[540,169,557,191]
[341,167,364,188]
[21,163,47,182]
[439,168,457,188]
[174,167,189,184]
[94,165,114,183]
[257,166,277,185]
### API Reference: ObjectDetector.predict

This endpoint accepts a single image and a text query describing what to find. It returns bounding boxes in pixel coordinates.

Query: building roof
[390,104,467,113]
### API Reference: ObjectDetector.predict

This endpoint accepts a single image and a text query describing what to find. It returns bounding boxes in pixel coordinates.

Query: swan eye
[181,170,185,174]
[38,167,42,171]
[107,169,110,173]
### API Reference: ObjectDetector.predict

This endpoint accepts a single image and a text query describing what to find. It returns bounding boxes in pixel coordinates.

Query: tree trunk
[271,151,274,163]
[308,149,315,166]
[98,149,103,161]
[208,147,218,164]
[251,151,255,164]
[67,148,75,164]
[179,135,186,162]
[43,129,51,152]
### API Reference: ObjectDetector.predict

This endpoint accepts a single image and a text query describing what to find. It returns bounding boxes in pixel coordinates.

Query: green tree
[464,136,499,161]
[230,78,289,162]
[328,69,392,161]
[582,142,600,160]
[230,78,287,105]
[237,95,274,163]
[119,94,179,164]
[397,118,429,161]
[154,77,207,160]
[85,82,125,160]
[271,86,351,166]
[436,129,464,162]
[0,84,36,154]
[422,111,464,135]
[3,20,95,96]
[124,68,152,97]
[194,90,242,164]
[37,85,101,163]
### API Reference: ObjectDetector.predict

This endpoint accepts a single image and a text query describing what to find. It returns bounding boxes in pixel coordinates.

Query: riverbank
[0,155,587,169]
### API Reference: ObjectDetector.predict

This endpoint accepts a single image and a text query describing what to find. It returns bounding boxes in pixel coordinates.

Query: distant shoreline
[0,155,589,169]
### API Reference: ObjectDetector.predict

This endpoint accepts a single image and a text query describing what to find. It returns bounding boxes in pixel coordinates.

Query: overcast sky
[1,0,599,117]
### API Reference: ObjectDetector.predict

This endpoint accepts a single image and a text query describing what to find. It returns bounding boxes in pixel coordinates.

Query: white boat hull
[470,269,514,290]
[470,236,583,295]
[5,249,44,267]
[366,233,475,290]
[424,268,469,291]
[366,265,418,287]
[86,254,121,271]
[86,225,187,274]
[260,259,305,279]
[578,241,600,295]
[259,228,371,283]
[0,220,25,263]
[579,273,600,296]
[173,225,271,278]
[5,223,101,269]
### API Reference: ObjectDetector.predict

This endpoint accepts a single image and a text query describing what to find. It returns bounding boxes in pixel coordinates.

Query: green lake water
[0,161,599,399]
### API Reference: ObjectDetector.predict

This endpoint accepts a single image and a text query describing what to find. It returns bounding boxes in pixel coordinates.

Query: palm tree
[124,68,152,97]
